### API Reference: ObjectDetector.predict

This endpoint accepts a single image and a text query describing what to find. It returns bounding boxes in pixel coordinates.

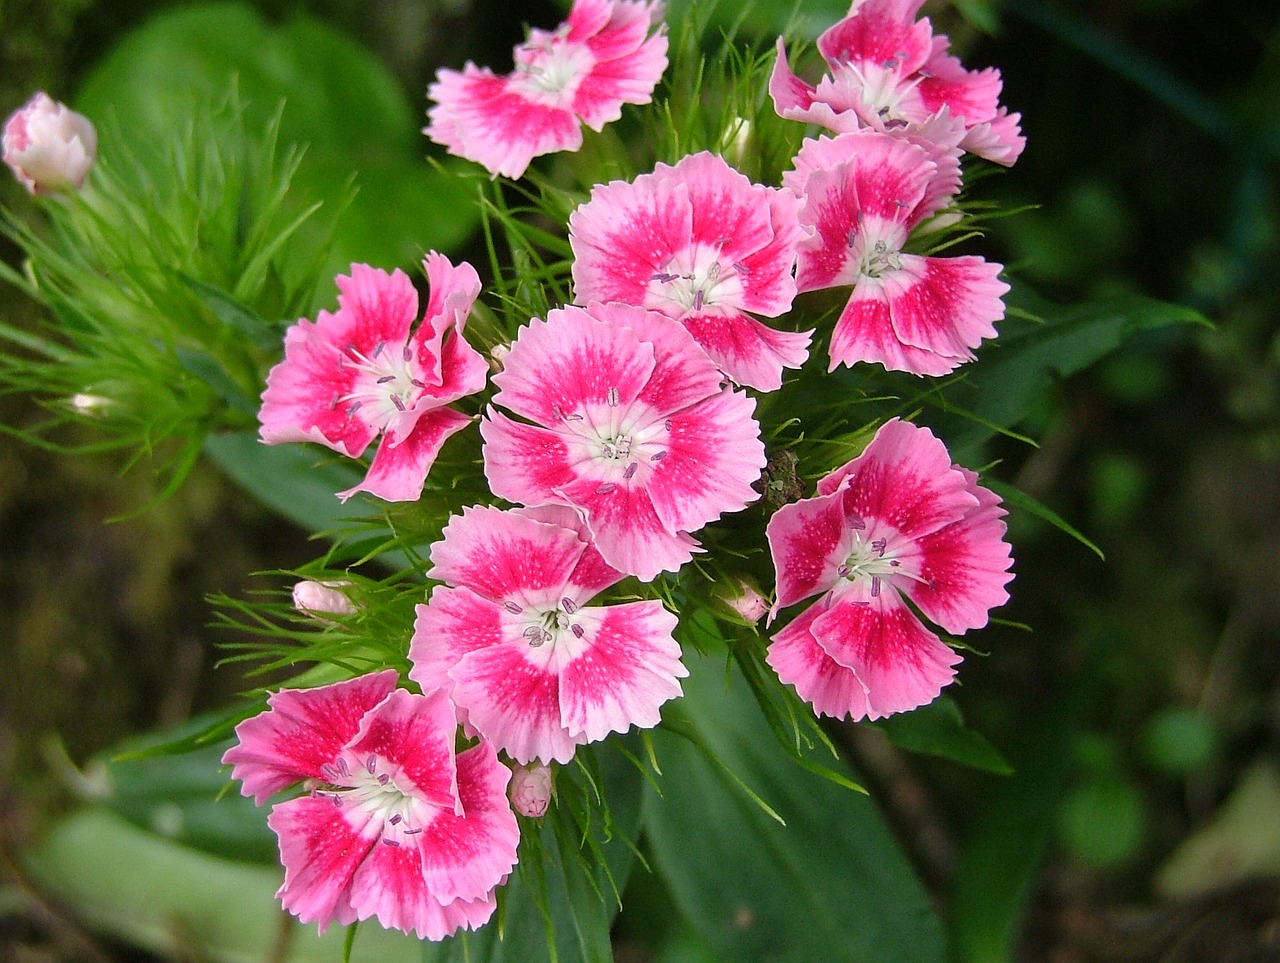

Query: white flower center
[513,29,592,105]
[835,515,929,599]
[314,752,434,849]
[336,340,428,431]
[646,244,748,316]
[505,595,590,652]
[549,388,671,494]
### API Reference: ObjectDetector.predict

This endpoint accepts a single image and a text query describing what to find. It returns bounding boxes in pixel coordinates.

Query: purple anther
[346,401,363,416]
[561,597,577,614]
[596,482,617,494]
[848,513,866,530]
[366,755,377,775]
[870,576,881,598]
[607,386,619,407]
[378,773,390,786]
[623,462,638,480]
[523,625,543,640]
[565,412,584,422]
[651,450,667,462]
[372,341,386,357]
[376,374,396,384]
[382,838,401,847]
[889,559,901,567]
[389,814,402,825]
[410,378,428,388]
[733,261,750,275]
[871,537,887,557]
[391,395,406,411]
[837,564,851,578]
[504,600,524,614]
[552,404,565,420]
[651,272,678,283]
[402,343,414,362]
[403,827,423,835]
[847,226,858,247]
[571,623,585,639]
[336,757,350,776]
[664,418,674,430]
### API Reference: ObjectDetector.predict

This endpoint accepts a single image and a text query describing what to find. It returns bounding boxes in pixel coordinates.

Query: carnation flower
[222,671,520,939]
[479,302,766,580]
[770,0,1025,166]
[425,0,668,179]
[410,504,686,764]
[783,129,1008,376]
[2,91,97,194]
[765,419,1013,720]
[569,150,810,391]
[258,253,488,502]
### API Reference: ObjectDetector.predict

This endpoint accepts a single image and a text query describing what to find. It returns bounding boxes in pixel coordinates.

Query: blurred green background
[2,0,1279,960]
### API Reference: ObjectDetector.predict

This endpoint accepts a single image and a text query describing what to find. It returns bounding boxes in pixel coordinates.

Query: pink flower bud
[724,579,768,624]
[3,92,97,195]
[508,762,552,818]
[292,579,357,617]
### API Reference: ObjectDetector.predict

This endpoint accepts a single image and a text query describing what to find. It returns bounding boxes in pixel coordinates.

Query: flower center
[513,29,591,103]
[509,595,586,649]
[335,340,427,430]
[549,387,671,494]
[647,245,748,315]
[313,752,432,849]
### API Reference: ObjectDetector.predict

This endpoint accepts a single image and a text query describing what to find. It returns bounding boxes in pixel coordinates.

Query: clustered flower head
[56,0,1029,944]
[2,91,97,195]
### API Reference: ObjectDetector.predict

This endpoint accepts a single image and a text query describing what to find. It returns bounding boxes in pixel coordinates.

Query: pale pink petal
[417,741,520,905]
[516,504,625,595]
[450,644,584,764]
[338,407,472,503]
[767,604,872,720]
[959,107,1025,167]
[574,29,668,130]
[766,489,848,615]
[491,307,656,425]
[678,152,775,264]
[426,505,596,602]
[810,591,961,720]
[557,601,685,742]
[733,185,804,318]
[609,305,726,416]
[680,309,811,391]
[769,37,818,119]
[905,467,1013,634]
[334,264,419,351]
[343,688,459,814]
[645,387,765,536]
[426,65,582,180]
[409,589,506,703]
[269,795,378,932]
[480,410,579,507]
[554,474,700,581]
[223,670,399,804]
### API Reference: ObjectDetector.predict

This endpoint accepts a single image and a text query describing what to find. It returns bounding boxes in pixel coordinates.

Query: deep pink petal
[269,794,377,932]
[608,305,726,414]
[810,591,961,720]
[343,688,459,815]
[557,601,685,742]
[426,65,582,180]
[645,387,765,536]
[905,467,1013,634]
[492,307,656,425]
[823,418,978,541]
[675,152,775,262]
[882,254,1007,363]
[815,0,931,70]
[766,489,848,614]
[917,54,1002,127]
[733,185,804,318]
[418,741,520,905]
[828,282,962,376]
[426,505,596,603]
[480,410,579,507]
[409,589,506,705]
[339,407,472,503]
[574,32,668,130]
[334,264,419,353]
[345,832,451,939]
[680,309,811,391]
[769,37,818,118]
[516,504,625,595]
[223,671,399,804]
[556,474,700,581]
[450,644,584,764]
[767,604,871,720]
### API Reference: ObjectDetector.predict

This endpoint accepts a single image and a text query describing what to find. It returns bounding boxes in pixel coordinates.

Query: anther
[376,374,396,384]
[607,386,619,407]
[871,576,882,598]
[651,272,678,283]
[382,838,401,847]
[733,261,750,275]
[693,290,705,311]
[623,462,638,480]
[389,814,402,825]
[847,226,858,247]
[366,755,377,775]
[561,597,577,614]
[391,396,406,411]
[372,341,386,357]
[410,378,428,388]
[571,623,585,639]
[848,513,866,530]
[403,343,414,362]
[378,773,390,786]
[838,564,851,578]
[650,450,667,462]
[504,600,524,614]
[871,537,887,556]
[596,482,617,494]
[403,827,422,835]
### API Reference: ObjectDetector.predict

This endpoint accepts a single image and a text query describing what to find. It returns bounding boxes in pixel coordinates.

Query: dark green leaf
[871,696,1014,776]
[644,652,947,963]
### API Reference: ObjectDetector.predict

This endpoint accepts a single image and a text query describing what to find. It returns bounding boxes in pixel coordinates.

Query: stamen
[707,262,721,282]
[376,374,396,384]
[871,576,882,598]
[693,289,705,311]
[607,386,619,407]
[403,827,422,835]
[382,838,401,847]
[847,226,858,247]
[561,597,577,614]
[871,537,887,556]
[848,513,866,530]
[651,272,678,283]
[372,341,386,358]
[664,418,673,430]
[390,396,406,412]
[336,758,349,776]
[389,814,402,825]
[733,261,750,276]
[378,773,390,786]
[504,600,524,614]
[837,564,851,578]
[571,623,585,639]
[346,401,363,415]
[623,462,638,480]
[596,482,617,494]
[410,378,428,388]
[366,755,377,775]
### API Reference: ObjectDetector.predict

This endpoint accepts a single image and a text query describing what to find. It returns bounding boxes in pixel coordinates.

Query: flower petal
[767,604,872,720]
[223,670,399,804]
[409,588,506,707]
[557,600,685,742]
[883,254,1007,362]
[269,794,377,932]
[339,406,472,503]
[828,280,963,376]
[766,488,848,615]
[343,688,459,815]
[680,309,811,391]
[480,409,579,507]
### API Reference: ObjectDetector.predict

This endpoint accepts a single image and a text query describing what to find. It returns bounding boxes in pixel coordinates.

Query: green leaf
[22,808,427,962]
[74,2,478,275]
[644,652,947,963]
[932,290,1208,458]
[872,696,1014,776]
[986,478,1107,560]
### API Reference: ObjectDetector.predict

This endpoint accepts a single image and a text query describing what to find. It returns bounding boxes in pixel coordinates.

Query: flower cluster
[0,0,1025,944]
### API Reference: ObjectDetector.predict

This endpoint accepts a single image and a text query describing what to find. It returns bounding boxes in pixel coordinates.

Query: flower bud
[292,579,357,617]
[722,578,768,624]
[508,762,552,818]
[3,92,97,195]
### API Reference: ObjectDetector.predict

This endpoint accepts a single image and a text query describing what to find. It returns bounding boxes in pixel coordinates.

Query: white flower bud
[3,92,97,195]
[723,579,768,624]
[508,762,552,818]
[292,580,357,617]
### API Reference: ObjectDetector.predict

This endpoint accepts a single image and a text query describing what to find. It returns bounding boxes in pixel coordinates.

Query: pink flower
[770,0,1025,166]
[765,419,1012,721]
[258,254,488,502]
[3,92,97,194]
[722,578,769,624]
[783,129,1008,376]
[569,150,811,391]
[409,504,687,764]
[509,763,553,818]
[425,0,668,179]
[479,302,766,580]
[222,671,520,939]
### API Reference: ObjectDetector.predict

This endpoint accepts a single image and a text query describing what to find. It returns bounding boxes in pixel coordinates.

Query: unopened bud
[292,580,357,617]
[723,579,768,624]
[489,342,511,373]
[3,92,96,195]
[508,762,552,818]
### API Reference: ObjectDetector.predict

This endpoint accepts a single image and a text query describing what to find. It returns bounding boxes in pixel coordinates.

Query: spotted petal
[339,407,472,503]
[766,488,848,617]
[767,604,872,720]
